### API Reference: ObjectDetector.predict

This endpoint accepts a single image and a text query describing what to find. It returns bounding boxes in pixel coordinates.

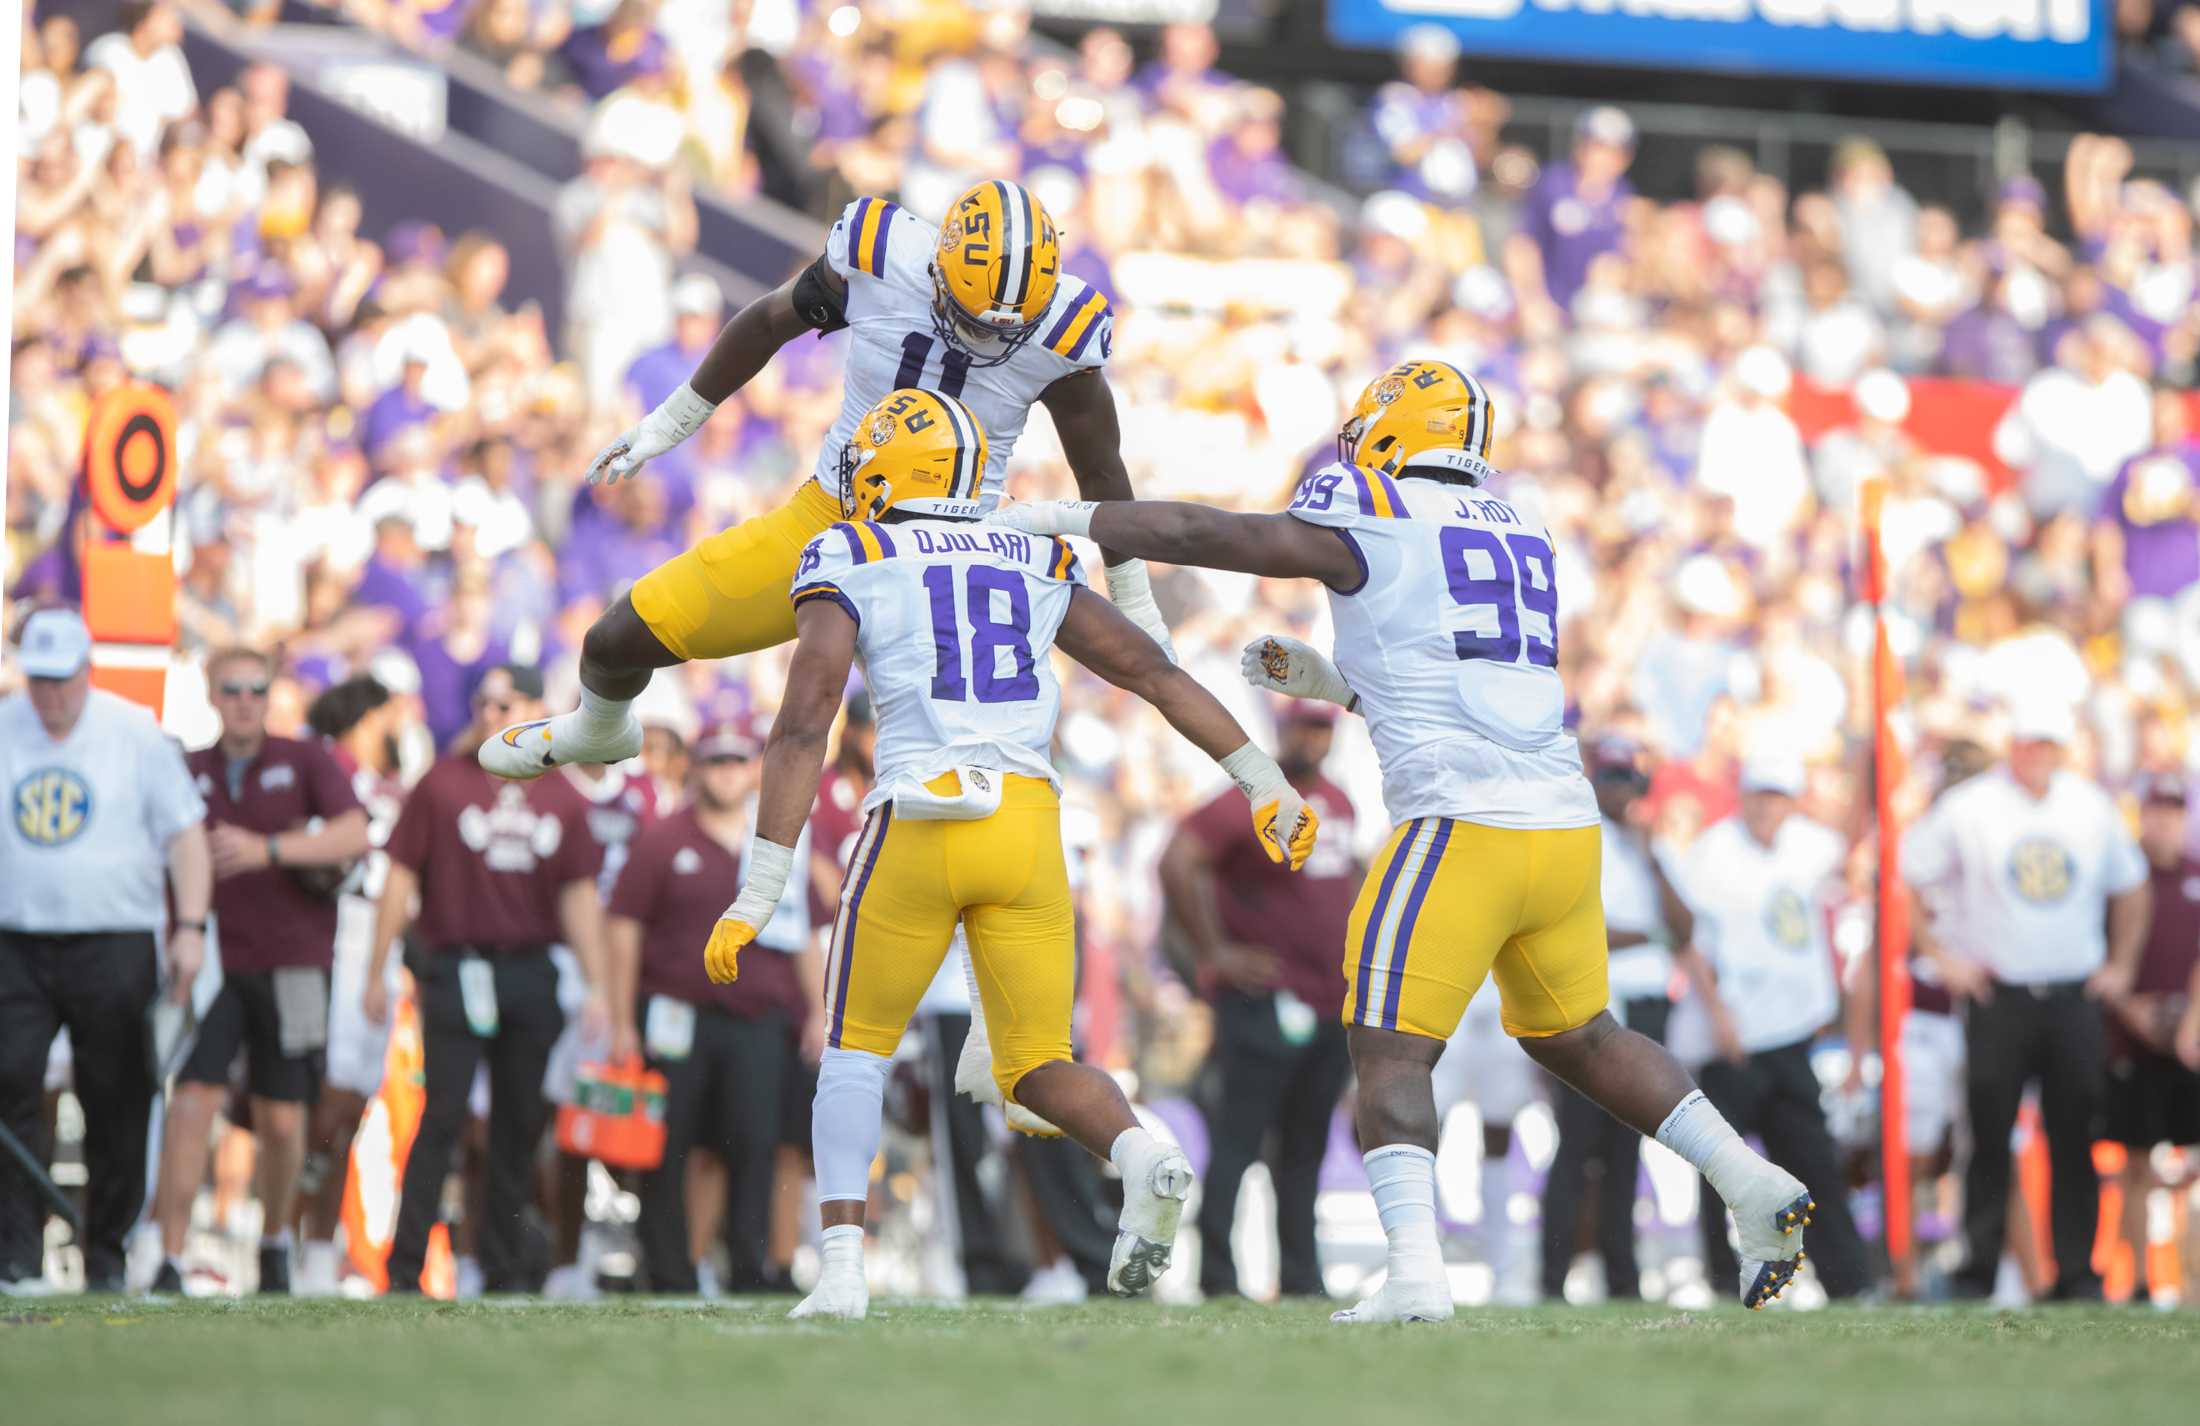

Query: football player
[478,180,1170,783]
[998,361,1817,1320]
[702,388,1319,1319]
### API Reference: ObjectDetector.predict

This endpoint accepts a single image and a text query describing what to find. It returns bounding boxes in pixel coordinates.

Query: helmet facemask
[930,263,1044,369]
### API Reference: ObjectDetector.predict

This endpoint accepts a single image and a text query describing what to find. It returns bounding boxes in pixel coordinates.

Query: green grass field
[7,1297,2195,1426]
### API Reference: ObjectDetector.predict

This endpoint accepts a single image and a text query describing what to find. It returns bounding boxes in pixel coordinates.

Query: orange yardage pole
[1862,479,1914,1277]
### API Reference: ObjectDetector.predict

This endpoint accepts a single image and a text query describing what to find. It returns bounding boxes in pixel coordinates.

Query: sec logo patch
[1762,887,1813,950]
[14,769,93,846]
[2008,837,2075,904]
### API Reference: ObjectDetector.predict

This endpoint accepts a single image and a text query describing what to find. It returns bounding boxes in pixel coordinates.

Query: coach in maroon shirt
[365,664,611,1295]
[1160,700,1360,1299]
[2107,774,2200,1302]
[611,721,815,1293]
[154,647,368,1296]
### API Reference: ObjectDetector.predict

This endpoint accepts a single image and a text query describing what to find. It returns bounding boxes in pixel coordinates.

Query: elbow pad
[792,256,850,333]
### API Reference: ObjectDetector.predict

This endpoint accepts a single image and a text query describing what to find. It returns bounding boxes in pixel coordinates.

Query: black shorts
[178,968,326,1104]
[777,1029,816,1151]
[2105,1052,2200,1149]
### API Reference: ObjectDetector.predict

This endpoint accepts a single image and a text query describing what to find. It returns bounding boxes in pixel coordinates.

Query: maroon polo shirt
[2116,854,2200,1057]
[566,764,661,896]
[806,768,871,928]
[186,735,361,974]
[1179,774,1358,1013]
[387,752,603,951]
[611,806,803,1020]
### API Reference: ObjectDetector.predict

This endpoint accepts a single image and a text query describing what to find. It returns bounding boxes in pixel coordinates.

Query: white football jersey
[814,197,1112,510]
[791,516,1084,814]
[1286,462,1596,830]
[1680,815,1844,1053]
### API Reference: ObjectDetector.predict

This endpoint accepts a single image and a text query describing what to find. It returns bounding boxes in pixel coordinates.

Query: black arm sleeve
[791,256,850,333]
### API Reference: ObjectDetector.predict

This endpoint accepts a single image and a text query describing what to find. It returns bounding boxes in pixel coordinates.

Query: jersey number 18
[923,564,1039,704]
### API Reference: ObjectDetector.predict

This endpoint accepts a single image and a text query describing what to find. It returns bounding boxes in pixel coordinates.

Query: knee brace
[812,1047,891,1204]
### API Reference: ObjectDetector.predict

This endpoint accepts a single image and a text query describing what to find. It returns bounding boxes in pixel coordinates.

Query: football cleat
[477,711,643,780]
[1331,1277,1455,1325]
[788,1270,868,1322]
[1107,1146,1193,1296]
[1733,1172,1815,1310]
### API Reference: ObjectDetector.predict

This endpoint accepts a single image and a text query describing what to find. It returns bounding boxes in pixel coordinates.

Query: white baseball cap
[17,608,92,679]
[671,273,724,319]
[1739,753,1807,799]
[2008,699,2077,746]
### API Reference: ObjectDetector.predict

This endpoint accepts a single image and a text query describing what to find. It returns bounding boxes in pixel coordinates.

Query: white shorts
[1430,985,1541,1127]
[325,898,401,1097]
[1899,1009,1965,1157]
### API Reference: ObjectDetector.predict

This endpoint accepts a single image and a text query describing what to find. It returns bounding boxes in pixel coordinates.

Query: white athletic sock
[1654,1090,1762,1205]
[817,1223,864,1277]
[1108,1126,1160,1181]
[260,1230,293,1252]
[1479,1154,1514,1269]
[812,1047,891,1205]
[575,684,634,738]
[1365,1144,1445,1286]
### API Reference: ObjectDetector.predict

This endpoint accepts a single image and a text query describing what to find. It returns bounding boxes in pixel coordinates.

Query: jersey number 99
[1440,526,1558,668]
[923,564,1040,704]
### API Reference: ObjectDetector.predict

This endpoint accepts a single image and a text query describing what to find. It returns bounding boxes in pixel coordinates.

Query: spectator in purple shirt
[2095,389,2200,608]
[558,479,682,615]
[624,273,722,415]
[560,0,670,102]
[407,564,511,751]
[1939,266,2046,387]
[353,514,431,643]
[1369,25,1476,205]
[361,348,438,466]
[1207,89,1302,209]
[1511,105,1636,317]
[1135,20,1229,120]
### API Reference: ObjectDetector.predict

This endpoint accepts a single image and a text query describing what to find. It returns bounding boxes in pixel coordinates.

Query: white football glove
[587,382,717,485]
[1241,634,1357,711]
[990,498,1096,538]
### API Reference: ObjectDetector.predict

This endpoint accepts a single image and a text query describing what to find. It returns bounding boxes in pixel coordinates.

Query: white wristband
[722,837,796,932]
[1103,556,1154,606]
[1037,500,1099,539]
[647,382,719,445]
[1219,742,1289,808]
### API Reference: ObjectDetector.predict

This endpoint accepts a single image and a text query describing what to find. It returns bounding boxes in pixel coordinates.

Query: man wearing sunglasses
[154,647,370,1295]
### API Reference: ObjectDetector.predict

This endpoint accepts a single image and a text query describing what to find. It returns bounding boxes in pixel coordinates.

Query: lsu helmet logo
[14,768,93,847]
[866,410,898,448]
[1372,375,1407,407]
[2008,837,2075,903]
[1763,888,1813,951]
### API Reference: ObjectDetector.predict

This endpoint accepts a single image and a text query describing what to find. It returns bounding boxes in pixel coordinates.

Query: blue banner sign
[1327,0,2113,93]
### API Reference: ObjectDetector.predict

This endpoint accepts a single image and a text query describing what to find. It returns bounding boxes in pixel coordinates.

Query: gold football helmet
[835,388,989,522]
[1337,359,1500,485]
[931,180,1061,368]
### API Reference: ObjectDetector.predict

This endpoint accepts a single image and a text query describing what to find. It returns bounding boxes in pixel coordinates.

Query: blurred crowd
[11,0,2200,1301]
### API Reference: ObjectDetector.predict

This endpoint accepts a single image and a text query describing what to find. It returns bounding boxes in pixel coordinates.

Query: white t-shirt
[1,690,206,933]
[1601,816,1673,1002]
[1900,768,2146,984]
[1681,814,1844,1053]
[86,35,197,159]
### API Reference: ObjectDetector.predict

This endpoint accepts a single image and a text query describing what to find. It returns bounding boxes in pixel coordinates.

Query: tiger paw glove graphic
[1240,634,1356,710]
[704,838,795,984]
[1221,743,1320,871]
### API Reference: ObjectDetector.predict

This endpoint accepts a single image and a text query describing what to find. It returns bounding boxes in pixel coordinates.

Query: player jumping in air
[998,361,1816,1320]
[479,180,1169,783]
[700,389,1319,1318]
